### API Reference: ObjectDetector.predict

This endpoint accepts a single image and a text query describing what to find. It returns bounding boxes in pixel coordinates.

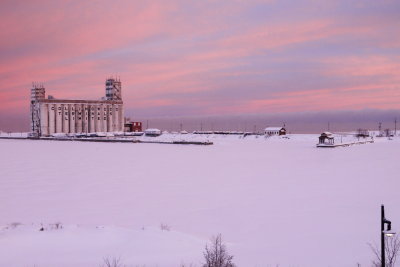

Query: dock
[138,140,213,145]
[0,136,213,145]
[316,140,374,148]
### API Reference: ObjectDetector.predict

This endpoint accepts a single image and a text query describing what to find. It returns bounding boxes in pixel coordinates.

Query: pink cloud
[321,56,400,78]
[0,0,399,125]
[236,84,400,114]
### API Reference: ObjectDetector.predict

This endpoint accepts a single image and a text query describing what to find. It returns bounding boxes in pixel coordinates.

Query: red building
[124,121,142,132]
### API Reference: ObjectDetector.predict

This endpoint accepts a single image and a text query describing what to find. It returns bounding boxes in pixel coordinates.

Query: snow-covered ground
[0,134,399,267]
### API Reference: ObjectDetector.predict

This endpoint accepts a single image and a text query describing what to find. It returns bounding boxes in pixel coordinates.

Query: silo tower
[31,83,45,102]
[105,77,122,100]
[30,83,46,136]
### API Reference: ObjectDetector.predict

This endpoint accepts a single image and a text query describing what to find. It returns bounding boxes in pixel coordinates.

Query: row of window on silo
[40,103,123,135]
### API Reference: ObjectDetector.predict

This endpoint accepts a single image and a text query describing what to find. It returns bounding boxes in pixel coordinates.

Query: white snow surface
[0,134,399,267]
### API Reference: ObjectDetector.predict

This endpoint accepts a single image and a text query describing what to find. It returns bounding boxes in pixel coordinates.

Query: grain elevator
[30,78,124,136]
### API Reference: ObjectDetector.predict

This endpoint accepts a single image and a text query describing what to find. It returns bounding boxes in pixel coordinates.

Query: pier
[316,139,374,148]
[0,136,213,145]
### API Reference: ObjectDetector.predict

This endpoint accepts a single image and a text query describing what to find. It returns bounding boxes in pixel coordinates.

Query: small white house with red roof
[264,127,286,136]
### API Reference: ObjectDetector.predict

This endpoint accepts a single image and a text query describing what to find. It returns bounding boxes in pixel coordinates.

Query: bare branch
[100,257,125,267]
[203,234,236,267]
[369,236,400,267]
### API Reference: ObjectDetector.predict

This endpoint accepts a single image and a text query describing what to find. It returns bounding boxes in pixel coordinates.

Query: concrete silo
[29,78,124,137]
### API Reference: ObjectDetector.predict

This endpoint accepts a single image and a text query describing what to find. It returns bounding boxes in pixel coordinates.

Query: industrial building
[30,78,124,136]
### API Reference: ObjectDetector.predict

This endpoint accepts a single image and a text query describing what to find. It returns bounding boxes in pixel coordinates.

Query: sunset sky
[0,0,399,131]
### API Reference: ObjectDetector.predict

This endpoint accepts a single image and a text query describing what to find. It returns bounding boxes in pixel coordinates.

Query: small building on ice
[264,127,286,136]
[124,121,143,132]
[144,128,161,137]
[318,132,335,145]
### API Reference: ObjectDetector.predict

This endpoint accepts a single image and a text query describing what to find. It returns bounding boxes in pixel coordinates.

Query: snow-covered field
[0,134,399,267]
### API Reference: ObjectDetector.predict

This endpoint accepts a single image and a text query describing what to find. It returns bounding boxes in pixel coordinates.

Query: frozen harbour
[0,134,399,267]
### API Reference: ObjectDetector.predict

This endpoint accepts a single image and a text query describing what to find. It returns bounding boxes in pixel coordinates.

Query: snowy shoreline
[0,135,398,266]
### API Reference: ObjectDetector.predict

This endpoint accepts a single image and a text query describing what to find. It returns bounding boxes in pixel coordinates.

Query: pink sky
[0,0,399,130]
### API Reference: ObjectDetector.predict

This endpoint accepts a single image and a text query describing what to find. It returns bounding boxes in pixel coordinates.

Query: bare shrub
[9,222,22,229]
[100,257,126,267]
[203,234,236,267]
[160,223,171,231]
[50,222,63,230]
[369,235,400,267]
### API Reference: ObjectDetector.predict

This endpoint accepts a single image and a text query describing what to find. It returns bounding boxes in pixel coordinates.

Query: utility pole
[395,118,397,136]
[146,120,149,129]
[328,122,330,131]
[381,205,386,267]
[380,205,395,267]
[180,123,183,132]
[200,122,203,131]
